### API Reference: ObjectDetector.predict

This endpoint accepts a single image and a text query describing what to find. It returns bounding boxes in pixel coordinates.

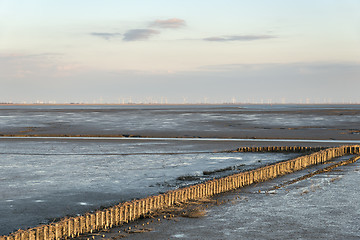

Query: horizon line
[1,102,360,106]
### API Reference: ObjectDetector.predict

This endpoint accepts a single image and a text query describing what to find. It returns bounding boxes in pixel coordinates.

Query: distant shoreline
[1,103,360,107]
[1,104,360,143]
[1,135,360,144]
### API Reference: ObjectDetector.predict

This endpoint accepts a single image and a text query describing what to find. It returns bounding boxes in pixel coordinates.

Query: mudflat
[1,104,360,140]
[1,104,360,237]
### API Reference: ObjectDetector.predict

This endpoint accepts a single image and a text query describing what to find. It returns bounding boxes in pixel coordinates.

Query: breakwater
[1,145,359,240]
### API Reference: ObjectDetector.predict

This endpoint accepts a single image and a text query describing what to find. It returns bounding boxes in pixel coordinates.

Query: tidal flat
[1,104,360,237]
[1,104,360,140]
[0,138,301,235]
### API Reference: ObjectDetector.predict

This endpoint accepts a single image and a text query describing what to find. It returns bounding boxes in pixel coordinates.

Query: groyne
[233,146,326,152]
[1,145,359,240]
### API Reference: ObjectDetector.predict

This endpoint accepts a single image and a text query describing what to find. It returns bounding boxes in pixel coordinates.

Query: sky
[1,0,360,104]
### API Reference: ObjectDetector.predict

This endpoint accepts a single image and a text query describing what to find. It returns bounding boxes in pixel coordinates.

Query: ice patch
[78,202,89,206]
[172,234,186,238]
[210,157,243,160]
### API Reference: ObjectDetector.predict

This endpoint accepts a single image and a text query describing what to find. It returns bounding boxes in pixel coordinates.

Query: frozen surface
[123,156,360,240]
[0,139,300,235]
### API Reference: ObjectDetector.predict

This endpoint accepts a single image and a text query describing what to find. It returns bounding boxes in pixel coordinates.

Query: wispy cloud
[90,32,122,40]
[204,35,276,42]
[123,29,160,41]
[90,18,185,42]
[149,18,186,29]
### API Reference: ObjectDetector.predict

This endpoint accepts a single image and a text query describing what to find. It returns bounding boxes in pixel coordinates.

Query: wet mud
[1,104,360,140]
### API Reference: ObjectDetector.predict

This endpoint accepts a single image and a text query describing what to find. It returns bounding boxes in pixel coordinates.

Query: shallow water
[0,139,300,235]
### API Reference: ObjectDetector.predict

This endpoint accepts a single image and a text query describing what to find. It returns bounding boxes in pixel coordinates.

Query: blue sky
[1,0,360,103]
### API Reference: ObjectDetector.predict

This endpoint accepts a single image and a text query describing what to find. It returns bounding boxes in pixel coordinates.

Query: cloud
[123,29,160,41]
[90,18,185,42]
[90,32,122,40]
[203,35,276,42]
[149,18,186,29]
